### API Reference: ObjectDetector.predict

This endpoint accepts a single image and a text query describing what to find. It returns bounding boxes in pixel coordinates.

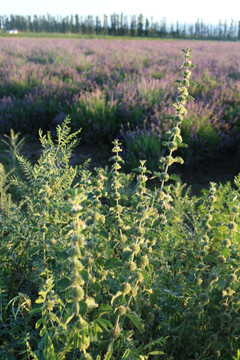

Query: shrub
[0,48,240,360]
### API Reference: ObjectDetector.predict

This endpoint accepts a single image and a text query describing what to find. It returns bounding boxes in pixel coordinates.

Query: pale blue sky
[1,0,240,25]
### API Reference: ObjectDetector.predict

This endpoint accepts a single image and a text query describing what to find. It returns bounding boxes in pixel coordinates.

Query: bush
[0,49,240,360]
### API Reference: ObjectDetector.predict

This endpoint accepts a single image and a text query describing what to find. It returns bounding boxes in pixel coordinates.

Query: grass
[0,31,178,40]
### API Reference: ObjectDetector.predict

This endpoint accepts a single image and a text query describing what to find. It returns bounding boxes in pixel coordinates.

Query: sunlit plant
[0,48,240,360]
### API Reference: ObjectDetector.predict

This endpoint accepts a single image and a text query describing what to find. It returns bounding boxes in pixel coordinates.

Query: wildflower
[137,175,148,182]
[71,204,83,212]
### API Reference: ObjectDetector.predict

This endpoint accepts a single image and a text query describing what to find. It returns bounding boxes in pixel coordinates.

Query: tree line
[1,14,240,40]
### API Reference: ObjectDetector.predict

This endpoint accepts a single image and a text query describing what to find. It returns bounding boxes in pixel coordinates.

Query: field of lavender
[0,38,240,173]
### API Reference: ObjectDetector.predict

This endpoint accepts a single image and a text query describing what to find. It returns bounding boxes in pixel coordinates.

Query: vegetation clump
[0,48,240,360]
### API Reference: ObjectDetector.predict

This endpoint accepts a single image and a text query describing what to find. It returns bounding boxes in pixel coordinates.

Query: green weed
[0,48,240,360]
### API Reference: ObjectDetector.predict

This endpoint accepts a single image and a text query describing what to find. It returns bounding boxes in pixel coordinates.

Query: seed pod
[136,227,144,236]
[228,222,237,231]
[222,238,231,248]
[100,215,105,224]
[92,199,101,208]
[94,189,102,197]
[87,257,94,265]
[79,336,90,351]
[206,214,213,221]
[202,235,209,242]
[120,234,127,243]
[168,141,177,150]
[172,127,181,136]
[131,243,140,254]
[140,255,149,268]
[72,285,84,300]
[232,206,239,213]
[159,172,170,181]
[165,156,174,166]
[184,60,192,67]
[196,278,203,286]
[182,79,189,86]
[217,255,226,264]
[112,324,121,337]
[174,114,183,122]
[40,225,48,233]
[226,287,234,296]
[117,218,124,226]
[73,259,84,272]
[177,95,186,104]
[116,205,123,213]
[43,197,50,204]
[214,351,221,359]
[76,317,88,329]
[183,70,191,78]
[147,247,153,254]
[127,261,137,271]
[87,240,97,249]
[209,195,217,202]
[121,282,131,295]
[71,271,84,286]
[117,305,127,315]
[94,212,101,221]
[137,272,144,282]
[113,192,121,201]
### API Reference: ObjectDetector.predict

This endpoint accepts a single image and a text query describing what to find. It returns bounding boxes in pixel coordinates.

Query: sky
[1,0,240,25]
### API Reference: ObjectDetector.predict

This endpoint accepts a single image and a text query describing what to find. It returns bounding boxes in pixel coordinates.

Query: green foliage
[71,90,119,143]
[1,49,240,360]
[124,129,163,171]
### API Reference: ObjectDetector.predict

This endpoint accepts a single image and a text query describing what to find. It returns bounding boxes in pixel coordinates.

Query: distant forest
[1,14,240,40]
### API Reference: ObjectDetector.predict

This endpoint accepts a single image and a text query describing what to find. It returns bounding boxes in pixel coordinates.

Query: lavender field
[1,38,240,169]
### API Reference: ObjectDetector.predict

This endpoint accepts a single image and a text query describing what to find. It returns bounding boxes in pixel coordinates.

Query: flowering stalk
[110,139,125,225]
[155,48,195,191]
